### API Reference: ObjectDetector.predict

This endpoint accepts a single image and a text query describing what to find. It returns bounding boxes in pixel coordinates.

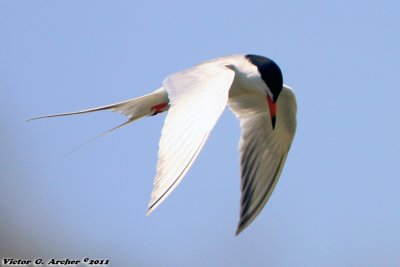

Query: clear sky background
[1,1,399,266]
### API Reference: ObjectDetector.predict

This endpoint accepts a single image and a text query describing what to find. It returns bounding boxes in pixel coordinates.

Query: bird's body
[31,54,297,234]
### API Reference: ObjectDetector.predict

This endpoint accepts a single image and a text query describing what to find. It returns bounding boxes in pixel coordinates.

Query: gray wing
[147,62,235,213]
[228,85,297,234]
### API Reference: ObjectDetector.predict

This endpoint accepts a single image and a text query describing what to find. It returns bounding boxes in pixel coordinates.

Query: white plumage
[31,54,297,234]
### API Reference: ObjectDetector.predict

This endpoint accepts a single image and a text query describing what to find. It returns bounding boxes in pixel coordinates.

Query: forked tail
[29,88,169,122]
[29,88,170,153]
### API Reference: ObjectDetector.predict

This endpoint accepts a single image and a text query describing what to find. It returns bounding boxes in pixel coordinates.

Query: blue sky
[1,1,399,266]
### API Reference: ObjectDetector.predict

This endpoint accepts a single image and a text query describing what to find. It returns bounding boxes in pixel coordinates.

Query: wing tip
[146,209,153,216]
[146,197,161,216]
[235,227,243,236]
[235,218,250,236]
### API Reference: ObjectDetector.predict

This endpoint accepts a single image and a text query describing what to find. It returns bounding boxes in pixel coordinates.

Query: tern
[31,54,297,234]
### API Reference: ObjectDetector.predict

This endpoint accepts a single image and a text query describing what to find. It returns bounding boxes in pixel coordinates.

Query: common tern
[31,54,297,234]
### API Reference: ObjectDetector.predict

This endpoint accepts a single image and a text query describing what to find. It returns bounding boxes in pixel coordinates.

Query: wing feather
[229,85,297,234]
[147,62,235,213]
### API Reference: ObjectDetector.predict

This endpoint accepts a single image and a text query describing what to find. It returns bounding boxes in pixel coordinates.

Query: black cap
[245,54,283,102]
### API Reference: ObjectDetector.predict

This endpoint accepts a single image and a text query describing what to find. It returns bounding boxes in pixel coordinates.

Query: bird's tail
[29,88,170,154]
[29,87,170,122]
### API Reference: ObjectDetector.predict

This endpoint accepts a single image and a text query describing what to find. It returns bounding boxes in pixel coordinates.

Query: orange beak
[267,95,277,130]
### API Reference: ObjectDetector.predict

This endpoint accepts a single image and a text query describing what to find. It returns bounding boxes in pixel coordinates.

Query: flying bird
[31,54,297,234]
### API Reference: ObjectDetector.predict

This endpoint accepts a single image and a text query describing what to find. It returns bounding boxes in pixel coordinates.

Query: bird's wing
[228,85,297,234]
[147,62,235,213]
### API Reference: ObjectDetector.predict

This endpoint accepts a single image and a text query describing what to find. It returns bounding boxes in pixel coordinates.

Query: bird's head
[245,54,283,129]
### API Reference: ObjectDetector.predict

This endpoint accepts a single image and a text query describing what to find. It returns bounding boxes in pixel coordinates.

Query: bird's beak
[267,95,277,130]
